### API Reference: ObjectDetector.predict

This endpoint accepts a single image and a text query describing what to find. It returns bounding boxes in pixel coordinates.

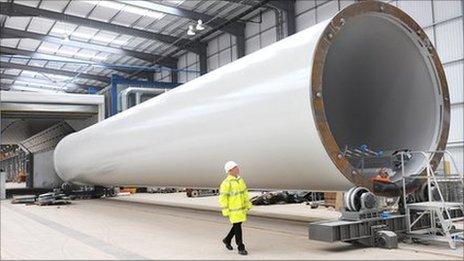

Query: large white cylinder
[54,2,449,195]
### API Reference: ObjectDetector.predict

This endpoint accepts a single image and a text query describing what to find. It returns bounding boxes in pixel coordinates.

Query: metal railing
[400,150,463,249]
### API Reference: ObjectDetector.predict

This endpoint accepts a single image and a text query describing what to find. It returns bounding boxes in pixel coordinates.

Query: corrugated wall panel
[207,38,219,56]
[243,10,279,55]
[446,146,464,173]
[340,0,355,9]
[435,18,463,63]
[208,54,219,72]
[219,49,232,67]
[178,70,186,83]
[261,27,277,48]
[176,51,200,83]
[449,104,464,143]
[218,34,231,50]
[315,1,339,22]
[444,61,464,104]
[245,35,260,55]
[296,0,315,15]
[231,45,238,61]
[296,9,316,31]
[397,0,433,27]
[245,19,260,38]
[424,27,435,45]
[261,9,276,30]
[187,52,197,65]
[433,0,462,21]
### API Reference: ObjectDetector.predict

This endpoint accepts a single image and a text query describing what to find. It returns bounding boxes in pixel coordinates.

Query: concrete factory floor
[1,197,463,260]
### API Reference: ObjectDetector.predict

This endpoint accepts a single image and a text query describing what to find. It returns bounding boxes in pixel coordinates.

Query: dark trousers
[224,222,245,250]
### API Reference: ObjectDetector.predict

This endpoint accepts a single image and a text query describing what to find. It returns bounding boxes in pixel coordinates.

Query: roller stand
[309,186,400,249]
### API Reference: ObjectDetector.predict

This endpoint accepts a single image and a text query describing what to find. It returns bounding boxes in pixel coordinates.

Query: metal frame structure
[0,2,200,53]
[400,150,464,249]
[1,1,293,92]
[0,1,284,92]
[108,75,180,116]
[1,27,178,67]
[2,61,111,84]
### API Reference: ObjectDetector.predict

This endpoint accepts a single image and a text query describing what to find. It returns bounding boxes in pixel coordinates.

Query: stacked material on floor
[120,187,137,194]
[11,195,37,204]
[147,187,179,193]
[186,188,218,198]
[250,191,324,206]
[36,192,71,206]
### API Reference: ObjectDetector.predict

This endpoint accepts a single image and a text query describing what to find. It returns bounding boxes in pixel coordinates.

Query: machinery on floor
[309,151,463,249]
[250,191,324,206]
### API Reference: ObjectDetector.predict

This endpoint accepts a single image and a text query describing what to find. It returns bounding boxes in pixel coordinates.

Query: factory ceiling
[0,0,278,93]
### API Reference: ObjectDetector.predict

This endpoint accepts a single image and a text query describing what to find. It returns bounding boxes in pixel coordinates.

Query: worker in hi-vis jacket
[219,161,252,255]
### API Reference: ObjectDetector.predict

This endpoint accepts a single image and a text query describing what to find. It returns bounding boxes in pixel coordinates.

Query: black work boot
[222,239,233,250]
[238,245,248,255]
[238,249,248,255]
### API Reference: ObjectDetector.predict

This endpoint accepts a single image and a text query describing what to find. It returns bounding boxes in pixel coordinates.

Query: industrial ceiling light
[196,20,205,31]
[187,25,196,36]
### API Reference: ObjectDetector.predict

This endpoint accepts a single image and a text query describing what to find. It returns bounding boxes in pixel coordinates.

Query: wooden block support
[334,192,344,211]
[324,191,344,211]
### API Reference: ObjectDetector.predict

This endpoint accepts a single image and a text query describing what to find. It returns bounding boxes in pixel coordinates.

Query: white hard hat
[224,161,238,173]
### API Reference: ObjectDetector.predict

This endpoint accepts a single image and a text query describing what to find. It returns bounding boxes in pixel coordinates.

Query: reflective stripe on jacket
[218,175,252,224]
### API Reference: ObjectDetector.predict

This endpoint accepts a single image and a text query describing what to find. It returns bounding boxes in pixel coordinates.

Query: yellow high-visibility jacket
[219,175,252,224]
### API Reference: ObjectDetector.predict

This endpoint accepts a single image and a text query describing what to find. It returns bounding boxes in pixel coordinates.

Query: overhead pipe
[120,87,167,111]
[54,2,449,196]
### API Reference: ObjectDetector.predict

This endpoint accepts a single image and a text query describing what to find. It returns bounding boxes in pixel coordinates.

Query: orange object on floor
[120,187,137,194]
[18,172,27,183]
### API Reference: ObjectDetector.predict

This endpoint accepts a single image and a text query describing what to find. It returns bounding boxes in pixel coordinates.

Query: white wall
[207,33,237,71]
[176,51,200,83]
[176,0,463,170]
[154,68,173,83]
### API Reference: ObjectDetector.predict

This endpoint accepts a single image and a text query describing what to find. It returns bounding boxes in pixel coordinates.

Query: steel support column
[171,67,179,84]
[268,0,296,36]
[236,29,246,58]
[286,0,296,36]
[199,44,208,75]
[26,153,33,189]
